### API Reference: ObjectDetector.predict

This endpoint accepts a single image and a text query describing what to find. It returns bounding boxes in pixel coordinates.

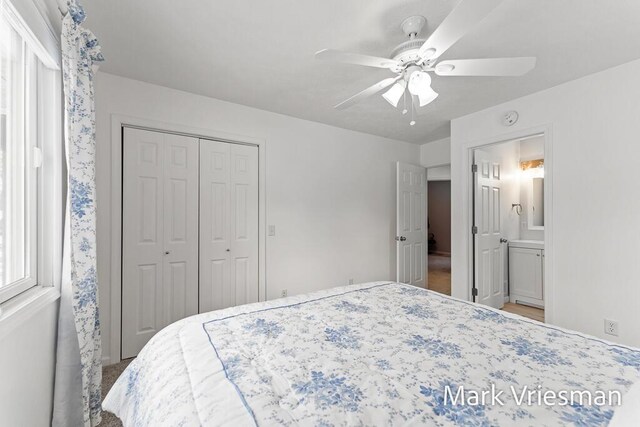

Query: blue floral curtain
[53,1,104,426]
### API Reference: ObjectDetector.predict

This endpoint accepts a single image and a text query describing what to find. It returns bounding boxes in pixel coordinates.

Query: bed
[103,282,640,426]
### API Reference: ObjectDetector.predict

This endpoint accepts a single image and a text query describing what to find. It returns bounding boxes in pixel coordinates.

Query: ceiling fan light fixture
[407,70,432,96]
[382,81,407,107]
[417,86,439,107]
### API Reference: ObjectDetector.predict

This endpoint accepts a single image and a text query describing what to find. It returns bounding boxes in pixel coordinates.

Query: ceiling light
[382,81,407,107]
[408,70,431,96]
[408,70,438,107]
[416,86,438,107]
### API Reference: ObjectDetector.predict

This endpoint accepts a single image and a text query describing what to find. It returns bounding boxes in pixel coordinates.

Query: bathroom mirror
[529,177,544,229]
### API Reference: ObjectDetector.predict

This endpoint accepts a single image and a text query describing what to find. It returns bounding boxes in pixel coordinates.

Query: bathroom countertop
[508,239,544,250]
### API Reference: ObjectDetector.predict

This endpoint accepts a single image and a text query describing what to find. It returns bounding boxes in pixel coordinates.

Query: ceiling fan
[315,0,536,125]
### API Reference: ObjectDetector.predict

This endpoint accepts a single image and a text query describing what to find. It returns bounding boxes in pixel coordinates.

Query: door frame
[109,114,267,364]
[461,124,554,323]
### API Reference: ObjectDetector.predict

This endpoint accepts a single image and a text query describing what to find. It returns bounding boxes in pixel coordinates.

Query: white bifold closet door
[122,128,199,359]
[199,140,259,312]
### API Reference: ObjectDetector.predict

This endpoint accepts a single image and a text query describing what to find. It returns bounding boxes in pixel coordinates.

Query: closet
[121,127,258,358]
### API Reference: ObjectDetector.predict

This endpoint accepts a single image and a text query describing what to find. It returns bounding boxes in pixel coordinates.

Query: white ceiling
[83,0,640,144]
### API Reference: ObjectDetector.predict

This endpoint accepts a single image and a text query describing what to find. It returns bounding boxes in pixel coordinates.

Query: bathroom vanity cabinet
[508,240,544,308]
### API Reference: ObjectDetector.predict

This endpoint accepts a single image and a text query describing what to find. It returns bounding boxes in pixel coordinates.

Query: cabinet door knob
[226,249,230,252]
[164,251,170,255]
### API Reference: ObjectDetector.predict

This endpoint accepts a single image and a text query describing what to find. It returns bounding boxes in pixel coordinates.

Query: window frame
[0,0,62,305]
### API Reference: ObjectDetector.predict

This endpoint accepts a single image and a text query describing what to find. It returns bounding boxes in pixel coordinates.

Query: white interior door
[199,140,259,312]
[396,162,427,287]
[122,128,199,358]
[473,149,504,308]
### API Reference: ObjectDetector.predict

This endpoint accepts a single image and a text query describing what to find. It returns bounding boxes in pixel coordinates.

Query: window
[0,1,60,304]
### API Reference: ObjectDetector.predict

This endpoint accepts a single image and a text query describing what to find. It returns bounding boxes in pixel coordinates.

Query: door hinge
[471,164,478,173]
[472,287,478,297]
[472,226,478,234]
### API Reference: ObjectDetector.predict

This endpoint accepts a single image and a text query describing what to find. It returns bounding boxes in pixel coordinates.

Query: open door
[396,162,427,287]
[473,150,504,308]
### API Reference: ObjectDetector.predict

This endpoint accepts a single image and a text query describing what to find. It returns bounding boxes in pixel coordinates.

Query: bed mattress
[103,282,640,426]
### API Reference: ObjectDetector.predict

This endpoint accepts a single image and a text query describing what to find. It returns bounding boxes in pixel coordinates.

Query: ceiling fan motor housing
[391,16,432,69]
[391,39,428,66]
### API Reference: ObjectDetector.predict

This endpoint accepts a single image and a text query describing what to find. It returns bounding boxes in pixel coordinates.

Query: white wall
[94,73,420,364]
[420,137,451,168]
[451,59,640,347]
[0,302,58,426]
[427,165,451,181]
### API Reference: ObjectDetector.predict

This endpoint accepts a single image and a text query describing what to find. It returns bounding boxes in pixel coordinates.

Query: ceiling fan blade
[334,77,400,110]
[434,57,536,76]
[418,0,503,61]
[316,49,400,69]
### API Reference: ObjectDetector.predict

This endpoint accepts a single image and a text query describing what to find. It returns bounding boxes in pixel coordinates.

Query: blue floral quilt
[103,282,640,426]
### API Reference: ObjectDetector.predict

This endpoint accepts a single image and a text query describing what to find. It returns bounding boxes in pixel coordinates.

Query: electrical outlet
[348,278,354,285]
[281,289,288,298]
[269,225,276,236]
[604,319,619,336]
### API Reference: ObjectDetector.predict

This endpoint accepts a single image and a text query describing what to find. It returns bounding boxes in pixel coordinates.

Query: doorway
[426,165,451,296]
[470,134,547,322]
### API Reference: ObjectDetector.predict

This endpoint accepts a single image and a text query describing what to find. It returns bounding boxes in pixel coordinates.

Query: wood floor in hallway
[427,254,451,296]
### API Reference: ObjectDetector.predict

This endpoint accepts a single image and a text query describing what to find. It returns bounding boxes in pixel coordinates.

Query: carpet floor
[98,359,133,427]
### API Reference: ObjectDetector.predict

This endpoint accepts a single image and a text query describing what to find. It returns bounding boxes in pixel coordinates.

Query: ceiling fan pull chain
[402,90,408,115]
[410,99,416,126]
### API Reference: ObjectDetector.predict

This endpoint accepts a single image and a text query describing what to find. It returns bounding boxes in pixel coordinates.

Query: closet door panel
[199,141,258,312]
[122,129,199,359]
[199,140,231,312]
[230,144,259,305]
[163,134,199,327]
[122,128,165,359]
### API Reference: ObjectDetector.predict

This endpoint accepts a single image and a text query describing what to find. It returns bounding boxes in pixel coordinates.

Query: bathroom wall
[519,137,545,241]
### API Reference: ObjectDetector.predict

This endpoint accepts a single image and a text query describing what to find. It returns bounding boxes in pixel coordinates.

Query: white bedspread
[103,282,640,426]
